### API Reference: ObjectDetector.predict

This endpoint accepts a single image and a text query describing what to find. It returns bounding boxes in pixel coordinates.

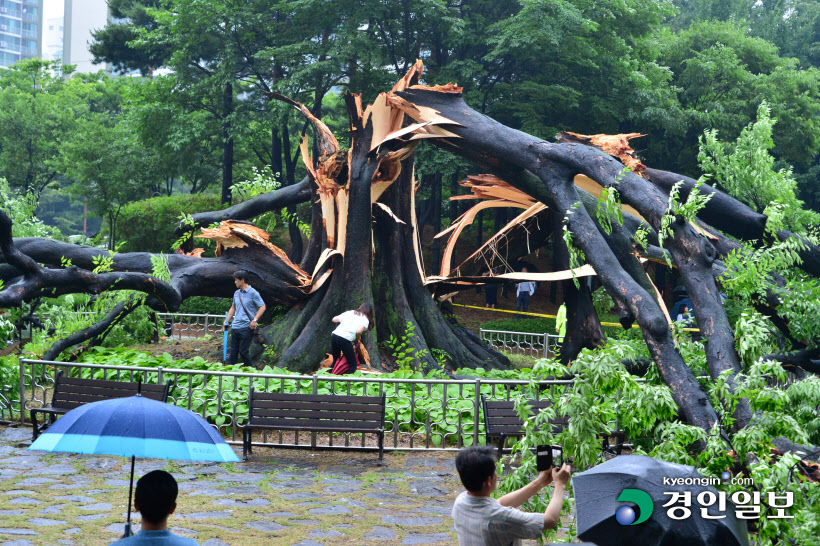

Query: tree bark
[221,82,234,205]
[550,212,606,363]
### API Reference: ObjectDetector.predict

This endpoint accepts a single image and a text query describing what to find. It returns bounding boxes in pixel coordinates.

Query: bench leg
[31,411,39,441]
[497,434,506,458]
[377,432,384,466]
[242,427,249,461]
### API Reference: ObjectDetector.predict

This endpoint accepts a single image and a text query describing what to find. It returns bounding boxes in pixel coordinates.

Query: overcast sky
[44,0,64,22]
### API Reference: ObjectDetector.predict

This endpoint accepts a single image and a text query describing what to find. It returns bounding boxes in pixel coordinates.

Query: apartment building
[0,0,43,68]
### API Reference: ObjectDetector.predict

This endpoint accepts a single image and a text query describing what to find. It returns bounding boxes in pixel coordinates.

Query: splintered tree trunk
[372,156,510,371]
[431,173,442,269]
[252,73,511,373]
[258,105,509,372]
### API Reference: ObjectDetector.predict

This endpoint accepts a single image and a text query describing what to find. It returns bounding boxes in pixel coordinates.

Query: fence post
[18,358,25,425]
[311,374,318,449]
[157,367,164,385]
[473,379,481,446]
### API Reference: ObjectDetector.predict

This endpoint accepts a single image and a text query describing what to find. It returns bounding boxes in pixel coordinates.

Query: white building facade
[62,0,108,73]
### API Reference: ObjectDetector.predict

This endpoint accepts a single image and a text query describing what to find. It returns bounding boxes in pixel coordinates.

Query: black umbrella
[573,455,748,546]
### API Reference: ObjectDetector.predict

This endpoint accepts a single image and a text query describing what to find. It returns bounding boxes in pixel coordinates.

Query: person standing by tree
[330,302,374,374]
[484,268,499,309]
[555,303,567,345]
[516,268,536,318]
[225,270,266,367]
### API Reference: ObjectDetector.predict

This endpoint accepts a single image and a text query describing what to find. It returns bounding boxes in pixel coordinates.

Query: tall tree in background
[0,61,84,197]
[89,0,170,75]
[59,115,157,249]
[639,21,820,176]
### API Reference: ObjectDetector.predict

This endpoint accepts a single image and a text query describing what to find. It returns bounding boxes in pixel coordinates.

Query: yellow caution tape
[451,303,700,333]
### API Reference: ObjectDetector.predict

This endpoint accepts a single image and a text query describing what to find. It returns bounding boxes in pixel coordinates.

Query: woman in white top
[330,302,375,374]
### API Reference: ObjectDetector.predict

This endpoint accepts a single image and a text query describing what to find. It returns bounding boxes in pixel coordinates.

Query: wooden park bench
[242,389,387,463]
[482,394,625,457]
[482,395,569,456]
[31,371,172,440]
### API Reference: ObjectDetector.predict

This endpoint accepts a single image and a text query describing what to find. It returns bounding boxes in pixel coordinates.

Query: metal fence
[19,358,574,452]
[31,312,225,341]
[157,313,224,340]
[480,329,562,359]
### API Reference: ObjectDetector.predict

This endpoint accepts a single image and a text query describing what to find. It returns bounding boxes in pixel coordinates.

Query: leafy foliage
[384,321,429,372]
[699,102,819,231]
[0,178,61,238]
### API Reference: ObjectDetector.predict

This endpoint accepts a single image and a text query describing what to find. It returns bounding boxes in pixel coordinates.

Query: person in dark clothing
[111,471,198,545]
[330,302,375,374]
[225,270,266,367]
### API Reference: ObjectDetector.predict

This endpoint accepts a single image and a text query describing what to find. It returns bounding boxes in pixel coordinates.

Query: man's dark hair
[134,470,178,524]
[455,446,497,492]
[233,270,250,282]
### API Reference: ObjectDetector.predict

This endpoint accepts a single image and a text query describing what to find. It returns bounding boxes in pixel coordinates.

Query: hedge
[480,315,641,340]
[116,194,224,253]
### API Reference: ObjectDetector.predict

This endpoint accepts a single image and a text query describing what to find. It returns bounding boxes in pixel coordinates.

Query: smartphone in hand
[536,445,562,471]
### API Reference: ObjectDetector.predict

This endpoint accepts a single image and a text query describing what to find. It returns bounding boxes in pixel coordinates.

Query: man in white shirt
[516,267,536,319]
[452,446,571,545]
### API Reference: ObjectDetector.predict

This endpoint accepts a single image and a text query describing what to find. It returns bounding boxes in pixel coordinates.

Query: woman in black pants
[330,302,375,374]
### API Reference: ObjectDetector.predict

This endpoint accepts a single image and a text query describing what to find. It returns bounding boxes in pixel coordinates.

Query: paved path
[0,426,572,545]
[0,425,470,545]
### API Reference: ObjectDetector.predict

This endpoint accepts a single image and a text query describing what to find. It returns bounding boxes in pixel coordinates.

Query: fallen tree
[3,62,820,438]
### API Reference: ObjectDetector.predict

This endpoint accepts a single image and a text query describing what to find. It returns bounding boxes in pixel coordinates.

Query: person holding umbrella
[29,386,240,538]
[111,470,198,545]
[452,446,571,545]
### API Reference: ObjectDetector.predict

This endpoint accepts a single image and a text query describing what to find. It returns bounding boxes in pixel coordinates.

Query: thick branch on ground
[42,298,142,361]
[6,235,308,307]
[173,177,311,236]
[550,132,750,430]
[398,87,718,433]
[0,211,182,309]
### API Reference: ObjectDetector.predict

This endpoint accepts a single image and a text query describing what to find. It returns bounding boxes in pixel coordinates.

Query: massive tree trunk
[549,212,605,363]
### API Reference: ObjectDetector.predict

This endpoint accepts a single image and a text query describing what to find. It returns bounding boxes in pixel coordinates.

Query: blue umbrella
[29,392,239,537]
[223,314,230,362]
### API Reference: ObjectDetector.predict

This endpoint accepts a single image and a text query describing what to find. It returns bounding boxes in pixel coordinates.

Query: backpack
[331,352,359,375]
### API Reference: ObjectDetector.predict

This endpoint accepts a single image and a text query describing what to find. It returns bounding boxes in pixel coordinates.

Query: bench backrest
[482,395,568,438]
[248,389,386,431]
[51,372,171,411]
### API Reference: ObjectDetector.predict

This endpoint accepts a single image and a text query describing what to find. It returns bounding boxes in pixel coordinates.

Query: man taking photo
[452,446,571,545]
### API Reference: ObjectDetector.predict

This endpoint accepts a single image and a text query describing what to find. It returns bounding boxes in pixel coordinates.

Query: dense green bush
[178,296,233,316]
[116,194,223,253]
[481,315,642,340]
